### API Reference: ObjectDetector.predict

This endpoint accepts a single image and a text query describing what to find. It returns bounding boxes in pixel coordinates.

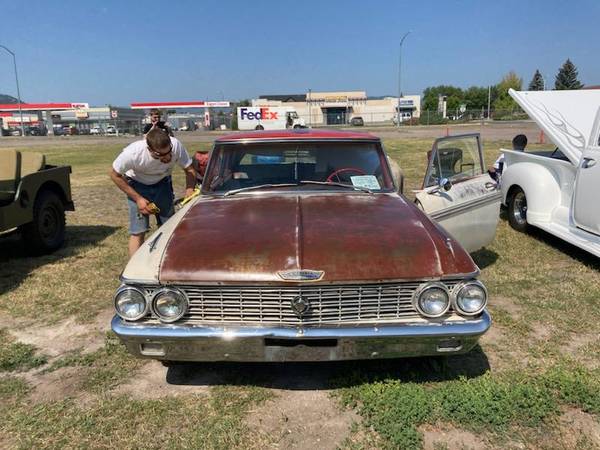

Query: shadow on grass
[164,345,490,390]
[0,224,119,296]
[471,248,499,269]
[499,214,600,271]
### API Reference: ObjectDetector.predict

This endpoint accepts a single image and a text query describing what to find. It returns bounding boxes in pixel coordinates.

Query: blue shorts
[127,176,174,235]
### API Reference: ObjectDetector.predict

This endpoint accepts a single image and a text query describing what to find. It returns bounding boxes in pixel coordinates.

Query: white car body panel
[415,134,501,253]
[122,198,198,282]
[502,90,600,257]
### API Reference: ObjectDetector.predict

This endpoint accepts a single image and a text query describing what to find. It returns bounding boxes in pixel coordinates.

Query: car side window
[425,135,483,187]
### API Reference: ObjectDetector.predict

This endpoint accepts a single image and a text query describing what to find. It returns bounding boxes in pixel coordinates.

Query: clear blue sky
[1,0,598,106]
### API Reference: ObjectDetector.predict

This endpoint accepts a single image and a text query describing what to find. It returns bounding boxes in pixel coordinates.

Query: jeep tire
[22,190,66,254]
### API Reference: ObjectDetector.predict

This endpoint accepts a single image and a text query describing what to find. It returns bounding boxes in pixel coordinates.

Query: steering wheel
[326,167,366,183]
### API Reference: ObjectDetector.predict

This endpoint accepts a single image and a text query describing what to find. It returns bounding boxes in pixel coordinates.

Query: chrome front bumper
[111,311,491,362]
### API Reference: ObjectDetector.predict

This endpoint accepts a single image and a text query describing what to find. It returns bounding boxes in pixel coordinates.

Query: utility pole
[397,31,411,129]
[487,86,491,120]
[308,88,312,127]
[0,44,25,137]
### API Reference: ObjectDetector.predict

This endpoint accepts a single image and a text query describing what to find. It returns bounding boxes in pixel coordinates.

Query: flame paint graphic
[529,99,586,149]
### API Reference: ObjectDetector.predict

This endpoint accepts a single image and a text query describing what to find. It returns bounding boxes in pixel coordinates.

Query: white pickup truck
[501,89,600,258]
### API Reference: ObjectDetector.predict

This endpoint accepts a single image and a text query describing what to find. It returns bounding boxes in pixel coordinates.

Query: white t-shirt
[493,154,504,170]
[112,137,192,185]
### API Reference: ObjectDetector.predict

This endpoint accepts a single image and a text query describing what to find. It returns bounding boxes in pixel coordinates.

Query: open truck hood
[509,89,600,165]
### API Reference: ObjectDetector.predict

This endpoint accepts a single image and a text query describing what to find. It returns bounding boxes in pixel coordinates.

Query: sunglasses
[148,143,173,158]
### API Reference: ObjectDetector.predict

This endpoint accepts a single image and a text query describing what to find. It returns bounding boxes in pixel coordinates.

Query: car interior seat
[0,149,21,205]
[438,148,463,177]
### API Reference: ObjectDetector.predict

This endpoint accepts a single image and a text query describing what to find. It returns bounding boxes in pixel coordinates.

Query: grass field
[0,135,598,449]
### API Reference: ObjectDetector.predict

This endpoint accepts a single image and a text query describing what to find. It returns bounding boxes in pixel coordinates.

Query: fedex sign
[237,105,302,130]
[239,107,279,121]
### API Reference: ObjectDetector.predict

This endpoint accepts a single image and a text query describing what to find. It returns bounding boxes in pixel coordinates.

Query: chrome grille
[142,281,461,326]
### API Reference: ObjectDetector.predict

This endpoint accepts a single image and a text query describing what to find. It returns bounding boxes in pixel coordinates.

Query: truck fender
[501,162,561,223]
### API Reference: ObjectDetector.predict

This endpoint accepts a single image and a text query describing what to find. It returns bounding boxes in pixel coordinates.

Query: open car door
[414,134,501,253]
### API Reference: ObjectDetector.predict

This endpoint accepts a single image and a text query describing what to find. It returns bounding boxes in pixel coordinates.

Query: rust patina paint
[159,194,477,283]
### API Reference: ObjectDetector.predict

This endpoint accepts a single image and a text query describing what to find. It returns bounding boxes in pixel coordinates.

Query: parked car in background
[0,149,74,253]
[27,126,47,136]
[90,126,104,135]
[350,116,364,126]
[106,125,117,135]
[112,129,493,364]
[501,89,600,258]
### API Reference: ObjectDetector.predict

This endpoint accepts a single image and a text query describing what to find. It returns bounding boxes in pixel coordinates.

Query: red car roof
[215,128,379,142]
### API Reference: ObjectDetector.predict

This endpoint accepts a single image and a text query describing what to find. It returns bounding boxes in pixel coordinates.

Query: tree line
[422,58,584,114]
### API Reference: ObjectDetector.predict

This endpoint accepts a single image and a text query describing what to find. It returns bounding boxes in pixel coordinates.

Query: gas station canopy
[130,101,230,109]
[0,102,89,111]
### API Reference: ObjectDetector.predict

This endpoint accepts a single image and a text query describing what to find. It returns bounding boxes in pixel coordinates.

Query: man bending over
[110,128,195,257]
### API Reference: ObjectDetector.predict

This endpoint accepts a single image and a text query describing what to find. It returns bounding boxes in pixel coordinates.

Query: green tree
[230,99,251,130]
[528,70,545,91]
[493,71,522,112]
[554,59,583,90]
[422,85,463,112]
[463,86,490,110]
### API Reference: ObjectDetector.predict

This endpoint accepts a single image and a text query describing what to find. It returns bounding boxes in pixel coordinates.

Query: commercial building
[255,90,421,125]
[0,103,145,135]
[49,106,145,134]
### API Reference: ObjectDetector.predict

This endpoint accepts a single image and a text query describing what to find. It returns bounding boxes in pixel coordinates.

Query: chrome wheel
[512,191,527,225]
[508,188,529,232]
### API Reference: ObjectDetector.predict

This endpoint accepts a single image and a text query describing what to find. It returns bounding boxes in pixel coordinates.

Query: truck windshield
[204,141,393,193]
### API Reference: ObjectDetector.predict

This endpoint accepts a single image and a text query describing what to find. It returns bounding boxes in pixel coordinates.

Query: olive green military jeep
[0,149,74,254]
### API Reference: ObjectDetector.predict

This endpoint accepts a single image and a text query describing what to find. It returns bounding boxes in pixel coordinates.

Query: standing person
[143,108,173,136]
[488,134,527,181]
[110,128,196,257]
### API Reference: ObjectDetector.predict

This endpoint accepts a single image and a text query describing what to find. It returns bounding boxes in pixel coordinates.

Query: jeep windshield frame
[202,139,395,195]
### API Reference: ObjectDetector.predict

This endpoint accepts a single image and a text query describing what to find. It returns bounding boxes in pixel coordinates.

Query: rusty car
[112,129,498,362]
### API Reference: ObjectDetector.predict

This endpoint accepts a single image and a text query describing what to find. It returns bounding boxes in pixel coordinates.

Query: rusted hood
[159,194,477,283]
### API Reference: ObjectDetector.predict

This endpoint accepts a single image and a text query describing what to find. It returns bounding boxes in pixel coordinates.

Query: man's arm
[109,169,151,215]
[183,164,196,197]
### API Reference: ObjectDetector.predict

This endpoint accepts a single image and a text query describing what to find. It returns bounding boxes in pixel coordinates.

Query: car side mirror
[439,178,452,192]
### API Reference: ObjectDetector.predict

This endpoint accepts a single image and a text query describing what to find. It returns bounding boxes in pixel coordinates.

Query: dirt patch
[558,409,600,448]
[532,408,600,450]
[246,389,359,450]
[111,361,212,399]
[23,366,90,404]
[420,423,488,450]
[492,295,524,318]
[559,332,600,369]
[8,308,113,358]
[530,323,553,342]
[479,323,531,372]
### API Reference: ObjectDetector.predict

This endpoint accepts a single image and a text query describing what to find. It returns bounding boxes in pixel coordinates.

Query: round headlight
[454,281,487,316]
[152,288,188,323]
[114,286,148,321]
[415,283,450,318]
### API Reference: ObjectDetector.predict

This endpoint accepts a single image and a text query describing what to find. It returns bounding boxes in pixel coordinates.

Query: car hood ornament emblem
[291,295,310,317]
[277,269,324,282]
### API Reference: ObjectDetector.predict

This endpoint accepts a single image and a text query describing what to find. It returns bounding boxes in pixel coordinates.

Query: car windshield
[204,141,394,193]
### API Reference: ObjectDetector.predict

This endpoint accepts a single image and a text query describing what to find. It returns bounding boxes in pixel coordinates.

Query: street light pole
[397,31,411,129]
[0,44,25,137]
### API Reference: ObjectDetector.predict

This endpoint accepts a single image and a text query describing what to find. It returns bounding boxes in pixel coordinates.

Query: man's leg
[127,196,150,259]
[128,233,146,258]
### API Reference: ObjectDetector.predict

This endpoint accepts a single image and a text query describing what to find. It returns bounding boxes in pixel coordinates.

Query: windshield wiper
[298,180,373,194]
[223,183,299,196]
